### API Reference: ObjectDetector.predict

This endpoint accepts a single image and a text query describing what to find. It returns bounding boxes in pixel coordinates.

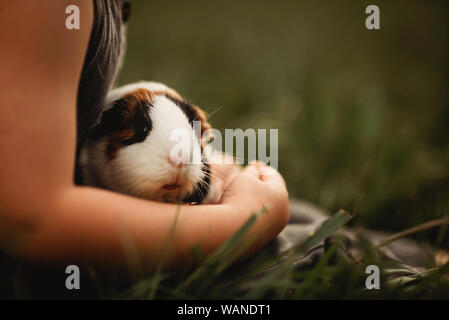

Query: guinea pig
[80,81,219,204]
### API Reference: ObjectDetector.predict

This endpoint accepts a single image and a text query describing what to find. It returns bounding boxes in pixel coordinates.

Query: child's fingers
[248,161,286,189]
[241,162,261,178]
[228,161,287,193]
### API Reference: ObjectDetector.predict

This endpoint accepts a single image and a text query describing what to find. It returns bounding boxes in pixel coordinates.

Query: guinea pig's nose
[168,157,184,168]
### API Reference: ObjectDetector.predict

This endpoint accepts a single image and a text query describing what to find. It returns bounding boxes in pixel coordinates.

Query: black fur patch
[92,98,152,146]
[183,157,211,204]
[164,94,199,126]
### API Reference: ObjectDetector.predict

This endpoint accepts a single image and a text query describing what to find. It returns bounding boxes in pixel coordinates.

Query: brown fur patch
[192,105,211,135]
[123,88,157,104]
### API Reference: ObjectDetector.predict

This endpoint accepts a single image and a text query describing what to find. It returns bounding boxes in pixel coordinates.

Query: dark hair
[75,0,127,184]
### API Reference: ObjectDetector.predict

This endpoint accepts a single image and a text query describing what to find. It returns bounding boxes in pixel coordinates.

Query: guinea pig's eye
[121,127,147,145]
[121,1,131,23]
[121,122,151,145]
[137,125,150,138]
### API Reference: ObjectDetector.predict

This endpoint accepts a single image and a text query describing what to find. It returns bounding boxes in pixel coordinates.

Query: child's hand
[205,153,242,204]
[220,162,290,250]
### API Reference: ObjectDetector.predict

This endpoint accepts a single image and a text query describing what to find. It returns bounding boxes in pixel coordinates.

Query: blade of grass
[148,203,181,299]
[217,210,352,298]
[374,216,449,249]
[289,244,338,299]
[174,206,268,294]
[240,209,353,278]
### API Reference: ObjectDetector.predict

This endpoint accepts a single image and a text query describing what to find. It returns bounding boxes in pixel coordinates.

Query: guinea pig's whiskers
[204,106,223,121]
[195,183,207,200]
[198,175,212,191]
[199,182,211,194]
[201,170,216,181]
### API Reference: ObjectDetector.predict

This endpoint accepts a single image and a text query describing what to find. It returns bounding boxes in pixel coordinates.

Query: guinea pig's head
[81,82,212,203]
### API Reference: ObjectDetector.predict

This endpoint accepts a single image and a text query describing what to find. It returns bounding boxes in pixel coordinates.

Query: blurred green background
[119,0,449,236]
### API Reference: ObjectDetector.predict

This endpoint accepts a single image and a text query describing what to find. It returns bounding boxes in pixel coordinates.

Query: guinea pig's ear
[91,104,125,140]
[192,105,212,140]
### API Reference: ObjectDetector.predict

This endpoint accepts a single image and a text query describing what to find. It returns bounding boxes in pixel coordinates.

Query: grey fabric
[288,198,329,226]
[347,228,431,267]
[254,199,432,274]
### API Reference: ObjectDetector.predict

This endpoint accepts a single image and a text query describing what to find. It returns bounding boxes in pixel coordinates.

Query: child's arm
[12,164,288,269]
[0,1,289,270]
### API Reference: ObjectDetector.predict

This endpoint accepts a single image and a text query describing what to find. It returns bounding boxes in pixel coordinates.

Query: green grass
[3,208,449,299]
[114,210,449,299]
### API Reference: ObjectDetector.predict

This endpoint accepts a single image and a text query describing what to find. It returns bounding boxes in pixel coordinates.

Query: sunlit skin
[0,0,289,270]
